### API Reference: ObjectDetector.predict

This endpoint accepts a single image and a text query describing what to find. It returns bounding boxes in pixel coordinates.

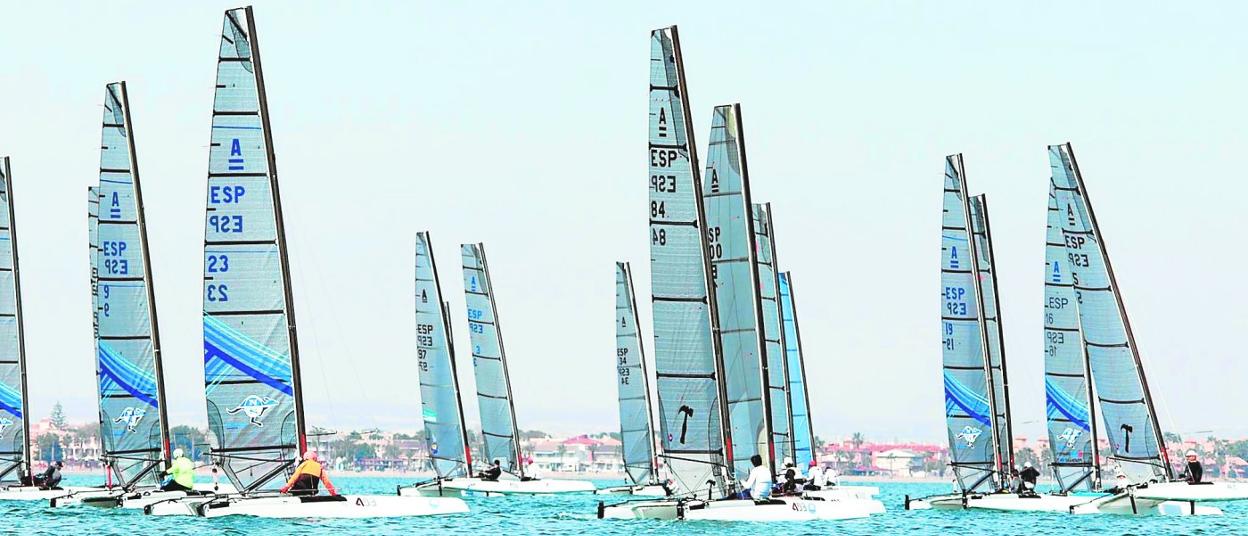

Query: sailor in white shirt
[805,460,827,490]
[740,454,773,500]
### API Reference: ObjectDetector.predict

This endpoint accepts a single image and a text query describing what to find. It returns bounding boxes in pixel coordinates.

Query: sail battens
[462,243,524,477]
[648,27,730,498]
[202,7,305,494]
[615,263,658,486]
[752,204,792,466]
[415,232,471,479]
[1050,143,1168,486]
[0,158,29,480]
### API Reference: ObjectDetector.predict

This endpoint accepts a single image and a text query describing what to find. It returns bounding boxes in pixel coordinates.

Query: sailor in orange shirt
[279,450,338,496]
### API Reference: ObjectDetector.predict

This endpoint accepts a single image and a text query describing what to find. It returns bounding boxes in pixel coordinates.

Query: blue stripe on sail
[99,178,133,185]
[212,125,264,130]
[203,316,293,396]
[0,382,21,418]
[97,344,159,408]
[1045,379,1090,431]
[944,372,991,426]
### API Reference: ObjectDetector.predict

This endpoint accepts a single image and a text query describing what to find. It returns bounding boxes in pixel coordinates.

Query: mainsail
[940,154,1000,493]
[202,7,306,492]
[647,26,731,498]
[778,272,816,469]
[0,158,29,483]
[702,103,771,482]
[1049,143,1170,485]
[461,243,523,477]
[1043,180,1100,492]
[967,195,1014,477]
[614,262,657,487]
[752,203,792,466]
[415,232,471,479]
[94,82,170,487]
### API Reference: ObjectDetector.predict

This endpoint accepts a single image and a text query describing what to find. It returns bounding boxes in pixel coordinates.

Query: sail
[778,272,816,469]
[614,262,657,487]
[967,195,1014,476]
[1042,181,1098,492]
[647,26,730,498]
[0,158,27,482]
[752,203,791,465]
[416,232,471,479]
[940,154,999,493]
[1049,143,1170,484]
[702,103,771,482]
[94,82,169,487]
[461,243,523,477]
[202,7,305,492]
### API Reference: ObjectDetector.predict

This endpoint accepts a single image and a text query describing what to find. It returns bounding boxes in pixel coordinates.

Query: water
[6,475,1245,535]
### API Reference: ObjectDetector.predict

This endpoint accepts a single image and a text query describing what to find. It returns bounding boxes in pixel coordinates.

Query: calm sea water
[5,475,1245,535]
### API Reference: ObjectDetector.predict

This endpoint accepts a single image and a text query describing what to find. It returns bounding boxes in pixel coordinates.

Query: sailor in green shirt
[160,448,196,492]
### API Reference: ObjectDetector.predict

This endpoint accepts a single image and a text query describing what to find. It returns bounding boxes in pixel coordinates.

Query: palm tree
[851,432,865,451]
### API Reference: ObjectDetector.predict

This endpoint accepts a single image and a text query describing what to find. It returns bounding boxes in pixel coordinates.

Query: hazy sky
[1,1,1246,444]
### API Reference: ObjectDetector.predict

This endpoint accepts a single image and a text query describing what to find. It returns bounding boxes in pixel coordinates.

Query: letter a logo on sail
[949,246,959,269]
[231,138,242,156]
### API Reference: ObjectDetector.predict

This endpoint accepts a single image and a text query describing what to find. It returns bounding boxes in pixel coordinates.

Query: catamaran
[599,27,874,521]
[1046,143,1242,516]
[397,232,477,498]
[413,243,597,497]
[595,262,668,497]
[144,7,466,518]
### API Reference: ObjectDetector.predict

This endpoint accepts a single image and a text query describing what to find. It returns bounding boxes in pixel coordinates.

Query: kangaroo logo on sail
[955,426,982,447]
[0,418,12,435]
[113,407,146,433]
[227,395,278,427]
[1058,427,1081,449]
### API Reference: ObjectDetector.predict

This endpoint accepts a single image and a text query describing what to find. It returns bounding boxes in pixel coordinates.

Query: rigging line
[279,204,340,433]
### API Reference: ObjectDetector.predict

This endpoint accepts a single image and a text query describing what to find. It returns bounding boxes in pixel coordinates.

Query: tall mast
[424,231,473,476]
[245,5,306,452]
[1062,143,1171,480]
[1,159,30,476]
[670,26,735,484]
[763,203,795,460]
[116,82,171,462]
[474,244,525,478]
[974,194,1014,472]
[953,156,1003,490]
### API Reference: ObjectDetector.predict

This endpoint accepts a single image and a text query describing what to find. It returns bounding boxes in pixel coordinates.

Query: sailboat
[777,272,815,469]
[50,82,185,508]
[144,7,466,518]
[397,232,476,497]
[1042,143,1243,516]
[595,262,668,496]
[599,27,873,521]
[420,243,596,496]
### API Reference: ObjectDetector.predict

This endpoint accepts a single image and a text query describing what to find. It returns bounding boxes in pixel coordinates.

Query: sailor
[478,459,503,482]
[279,451,338,496]
[740,454,773,500]
[1008,465,1021,493]
[778,457,799,494]
[1019,462,1041,495]
[825,464,840,486]
[160,448,196,492]
[803,460,826,491]
[1182,450,1204,484]
[34,461,63,489]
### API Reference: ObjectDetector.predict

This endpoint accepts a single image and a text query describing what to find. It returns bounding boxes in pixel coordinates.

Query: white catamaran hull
[1071,492,1222,516]
[0,485,103,502]
[804,485,880,501]
[1130,481,1248,502]
[195,494,468,518]
[69,482,238,509]
[594,484,669,497]
[906,491,1099,513]
[600,496,877,521]
[399,477,596,497]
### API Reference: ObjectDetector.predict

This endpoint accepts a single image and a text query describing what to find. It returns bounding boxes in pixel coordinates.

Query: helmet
[809,460,819,467]
[1023,462,1032,468]
[783,457,794,467]
[1186,450,1198,457]
[1013,465,1020,471]
[303,450,318,461]
[173,448,184,459]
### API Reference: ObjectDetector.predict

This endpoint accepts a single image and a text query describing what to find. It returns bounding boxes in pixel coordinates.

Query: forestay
[967,195,1014,477]
[614,262,657,487]
[1049,143,1170,485]
[778,272,816,469]
[202,7,305,493]
[752,203,792,466]
[1043,181,1099,493]
[0,158,28,483]
[415,232,471,480]
[94,82,170,487]
[461,243,524,477]
[647,26,730,498]
[703,104,771,483]
[940,154,998,493]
